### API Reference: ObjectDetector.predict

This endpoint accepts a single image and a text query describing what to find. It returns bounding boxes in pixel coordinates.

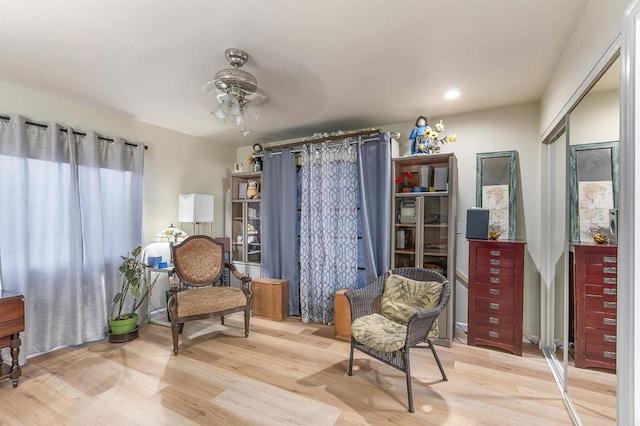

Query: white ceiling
[0,0,590,146]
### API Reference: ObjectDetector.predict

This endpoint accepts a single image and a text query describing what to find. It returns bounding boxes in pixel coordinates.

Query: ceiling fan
[203,48,267,136]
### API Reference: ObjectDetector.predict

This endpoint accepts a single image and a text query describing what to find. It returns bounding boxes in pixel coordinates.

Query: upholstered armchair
[346,267,450,413]
[168,235,252,355]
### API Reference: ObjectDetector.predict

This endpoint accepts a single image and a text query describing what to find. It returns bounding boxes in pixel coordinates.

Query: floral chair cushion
[381,274,443,339]
[351,313,407,352]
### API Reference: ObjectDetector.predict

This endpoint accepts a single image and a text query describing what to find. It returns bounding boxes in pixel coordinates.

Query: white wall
[0,82,236,244]
[540,0,627,140]
[380,102,542,336]
[569,88,621,145]
[242,102,542,335]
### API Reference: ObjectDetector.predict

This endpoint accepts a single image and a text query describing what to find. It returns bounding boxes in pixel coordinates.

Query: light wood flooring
[0,314,616,425]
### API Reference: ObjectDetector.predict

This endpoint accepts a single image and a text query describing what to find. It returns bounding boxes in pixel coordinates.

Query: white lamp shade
[178,194,214,223]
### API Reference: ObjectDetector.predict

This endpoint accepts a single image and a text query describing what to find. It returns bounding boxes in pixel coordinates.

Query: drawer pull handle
[490,250,501,256]
[603,267,617,274]
[490,277,500,284]
[603,351,616,360]
[488,331,499,338]
[489,288,500,296]
[603,288,617,295]
[604,334,617,343]
[604,301,617,309]
[603,318,617,326]
[603,256,617,263]
[489,302,500,310]
[489,316,499,324]
[490,259,501,266]
[603,277,617,285]
[490,268,500,275]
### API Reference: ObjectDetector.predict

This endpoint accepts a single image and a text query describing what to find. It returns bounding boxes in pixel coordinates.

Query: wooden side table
[252,278,288,321]
[0,290,25,388]
[334,289,351,341]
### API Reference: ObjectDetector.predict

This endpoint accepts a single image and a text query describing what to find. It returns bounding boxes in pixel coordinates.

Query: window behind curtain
[0,117,144,361]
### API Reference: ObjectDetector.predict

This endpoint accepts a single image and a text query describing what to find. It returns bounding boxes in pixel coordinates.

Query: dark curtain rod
[0,115,148,150]
[265,135,383,157]
[263,129,382,151]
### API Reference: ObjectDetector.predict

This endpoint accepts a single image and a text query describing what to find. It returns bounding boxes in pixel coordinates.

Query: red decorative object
[395,171,417,191]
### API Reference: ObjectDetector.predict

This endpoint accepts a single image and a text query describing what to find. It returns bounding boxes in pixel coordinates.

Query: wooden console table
[0,290,24,388]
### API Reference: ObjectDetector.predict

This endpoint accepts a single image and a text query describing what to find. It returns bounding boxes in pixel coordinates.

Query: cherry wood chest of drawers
[0,290,24,388]
[468,240,526,356]
[572,243,617,370]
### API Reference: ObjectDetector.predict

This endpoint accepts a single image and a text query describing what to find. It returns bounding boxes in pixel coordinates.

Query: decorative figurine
[247,143,263,171]
[408,116,431,155]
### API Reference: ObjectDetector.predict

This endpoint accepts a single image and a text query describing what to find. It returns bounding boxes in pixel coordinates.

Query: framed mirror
[475,150,517,240]
[568,141,619,243]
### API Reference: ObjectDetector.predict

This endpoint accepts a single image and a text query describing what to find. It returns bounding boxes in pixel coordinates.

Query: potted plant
[109,246,159,341]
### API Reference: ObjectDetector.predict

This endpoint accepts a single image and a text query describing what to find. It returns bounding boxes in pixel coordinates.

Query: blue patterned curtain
[299,140,358,324]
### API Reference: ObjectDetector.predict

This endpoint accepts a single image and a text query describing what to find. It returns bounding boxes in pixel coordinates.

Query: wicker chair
[345,267,450,413]
[168,235,252,355]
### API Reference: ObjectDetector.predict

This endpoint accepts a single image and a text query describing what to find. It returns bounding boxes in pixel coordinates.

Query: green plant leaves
[125,269,136,280]
[130,285,141,299]
[115,245,158,318]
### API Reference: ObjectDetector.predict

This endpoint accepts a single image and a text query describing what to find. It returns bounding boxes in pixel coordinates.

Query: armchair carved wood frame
[168,235,252,355]
[346,267,450,413]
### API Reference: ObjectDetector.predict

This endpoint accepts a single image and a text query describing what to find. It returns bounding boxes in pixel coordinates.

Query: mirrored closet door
[545,55,620,424]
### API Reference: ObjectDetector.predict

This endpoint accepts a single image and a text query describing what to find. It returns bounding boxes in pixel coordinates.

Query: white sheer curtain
[299,141,358,324]
[0,115,144,361]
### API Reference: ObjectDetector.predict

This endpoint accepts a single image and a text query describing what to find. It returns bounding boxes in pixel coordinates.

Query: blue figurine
[409,116,431,155]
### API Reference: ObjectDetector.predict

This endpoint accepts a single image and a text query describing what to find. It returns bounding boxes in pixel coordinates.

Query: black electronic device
[466,208,490,240]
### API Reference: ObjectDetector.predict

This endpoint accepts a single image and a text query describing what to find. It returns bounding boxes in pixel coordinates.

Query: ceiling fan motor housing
[213,68,258,94]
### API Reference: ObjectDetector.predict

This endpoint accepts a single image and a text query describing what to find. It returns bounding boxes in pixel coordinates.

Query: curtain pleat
[0,115,144,362]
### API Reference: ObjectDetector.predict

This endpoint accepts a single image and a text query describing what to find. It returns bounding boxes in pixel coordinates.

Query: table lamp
[178,193,214,235]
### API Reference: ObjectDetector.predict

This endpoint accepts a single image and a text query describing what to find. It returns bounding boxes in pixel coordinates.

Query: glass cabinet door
[394,194,449,274]
[231,202,245,262]
[394,196,417,267]
[246,201,261,263]
[422,195,449,275]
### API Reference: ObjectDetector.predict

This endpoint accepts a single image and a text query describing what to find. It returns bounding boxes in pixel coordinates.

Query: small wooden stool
[252,278,288,321]
[334,289,351,341]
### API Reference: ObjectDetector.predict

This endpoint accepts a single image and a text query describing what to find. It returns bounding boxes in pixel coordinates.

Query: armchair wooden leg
[403,349,414,413]
[171,324,180,355]
[348,340,355,376]
[428,340,448,381]
[178,323,184,334]
[244,310,250,337]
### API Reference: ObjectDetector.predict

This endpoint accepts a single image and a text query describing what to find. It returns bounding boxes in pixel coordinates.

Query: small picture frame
[234,162,244,173]
[238,182,248,199]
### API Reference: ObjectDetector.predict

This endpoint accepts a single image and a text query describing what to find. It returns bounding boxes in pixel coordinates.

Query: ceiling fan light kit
[204,48,264,136]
